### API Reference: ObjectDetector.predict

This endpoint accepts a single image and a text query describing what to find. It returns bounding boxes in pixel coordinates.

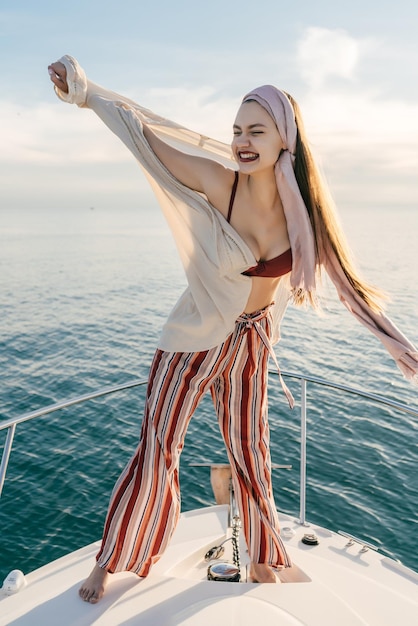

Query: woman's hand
[48,62,68,93]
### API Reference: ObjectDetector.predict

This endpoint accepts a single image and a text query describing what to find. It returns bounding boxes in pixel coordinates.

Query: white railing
[1,372,417,526]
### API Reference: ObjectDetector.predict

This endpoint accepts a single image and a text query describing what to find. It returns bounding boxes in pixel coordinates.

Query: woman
[48,56,417,602]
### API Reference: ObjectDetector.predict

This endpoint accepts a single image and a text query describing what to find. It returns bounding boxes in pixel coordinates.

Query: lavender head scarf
[242,86,317,298]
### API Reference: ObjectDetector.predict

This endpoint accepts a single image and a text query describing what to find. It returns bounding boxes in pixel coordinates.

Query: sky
[1,0,418,211]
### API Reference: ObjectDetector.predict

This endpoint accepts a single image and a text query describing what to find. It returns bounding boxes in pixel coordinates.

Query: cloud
[297,27,363,88]
[0,87,238,209]
[0,85,239,168]
[0,101,131,165]
[2,26,418,210]
[136,86,238,142]
[293,28,418,206]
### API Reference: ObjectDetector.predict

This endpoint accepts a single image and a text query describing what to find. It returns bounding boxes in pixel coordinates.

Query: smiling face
[232,100,284,173]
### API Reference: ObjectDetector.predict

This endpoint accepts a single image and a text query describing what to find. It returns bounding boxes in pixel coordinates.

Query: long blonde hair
[286,93,385,313]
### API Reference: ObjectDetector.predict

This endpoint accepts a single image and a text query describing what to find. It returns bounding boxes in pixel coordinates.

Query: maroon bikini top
[227,172,292,278]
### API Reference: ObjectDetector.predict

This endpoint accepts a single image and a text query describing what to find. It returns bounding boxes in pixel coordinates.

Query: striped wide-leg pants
[96,305,291,576]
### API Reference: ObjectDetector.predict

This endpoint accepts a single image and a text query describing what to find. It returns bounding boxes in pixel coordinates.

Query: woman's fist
[48,62,68,93]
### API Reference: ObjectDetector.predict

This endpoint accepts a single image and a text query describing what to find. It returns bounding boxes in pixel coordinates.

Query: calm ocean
[1,202,417,582]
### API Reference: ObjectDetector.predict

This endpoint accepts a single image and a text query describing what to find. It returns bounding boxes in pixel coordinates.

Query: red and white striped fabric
[96,305,291,576]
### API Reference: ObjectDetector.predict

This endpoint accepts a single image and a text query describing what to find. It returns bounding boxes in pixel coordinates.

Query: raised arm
[48,61,230,196]
[141,126,228,194]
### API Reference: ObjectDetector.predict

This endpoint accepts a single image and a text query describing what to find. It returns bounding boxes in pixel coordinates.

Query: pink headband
[243,86,317,296]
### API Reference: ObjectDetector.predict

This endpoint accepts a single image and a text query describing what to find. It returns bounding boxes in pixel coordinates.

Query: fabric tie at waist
[237,310,295,409]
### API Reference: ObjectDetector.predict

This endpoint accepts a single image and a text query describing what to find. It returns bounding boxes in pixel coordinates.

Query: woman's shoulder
[202,165,237,218]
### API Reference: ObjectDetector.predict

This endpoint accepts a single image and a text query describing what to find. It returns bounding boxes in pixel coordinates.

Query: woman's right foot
[250,562,281,583]
[78,563,109,603]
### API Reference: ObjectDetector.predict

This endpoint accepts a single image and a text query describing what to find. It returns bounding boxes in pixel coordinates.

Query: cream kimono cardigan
[54,56,418,386]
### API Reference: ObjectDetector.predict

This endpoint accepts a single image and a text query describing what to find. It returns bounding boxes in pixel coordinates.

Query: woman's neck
[241,170,280,212]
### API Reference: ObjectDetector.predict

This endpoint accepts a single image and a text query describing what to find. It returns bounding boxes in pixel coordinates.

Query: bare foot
[250,562,281,583]
[78,563,109,603]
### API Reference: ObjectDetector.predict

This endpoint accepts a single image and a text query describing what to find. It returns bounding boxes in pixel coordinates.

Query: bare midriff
[243,275,284,313]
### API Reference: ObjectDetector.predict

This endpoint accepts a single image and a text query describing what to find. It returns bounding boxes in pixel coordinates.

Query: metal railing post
[0,424,16,498]
[298,378,308,525]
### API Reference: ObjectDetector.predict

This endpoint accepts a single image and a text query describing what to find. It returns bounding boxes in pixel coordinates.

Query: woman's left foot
[78,563,109,603]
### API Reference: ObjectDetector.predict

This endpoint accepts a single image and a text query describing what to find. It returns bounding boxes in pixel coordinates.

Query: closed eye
[233,123,267,135]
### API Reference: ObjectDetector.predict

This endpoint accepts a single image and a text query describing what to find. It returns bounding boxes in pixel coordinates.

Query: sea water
[0,203,417,580]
